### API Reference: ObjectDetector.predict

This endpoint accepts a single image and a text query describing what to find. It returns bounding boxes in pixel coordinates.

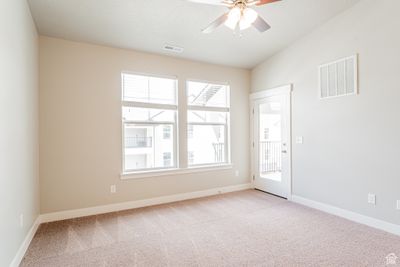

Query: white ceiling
[28,0,360,69]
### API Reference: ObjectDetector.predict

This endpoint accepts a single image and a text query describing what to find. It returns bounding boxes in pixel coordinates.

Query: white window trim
[120,163,233,180]
[122,101,178,110]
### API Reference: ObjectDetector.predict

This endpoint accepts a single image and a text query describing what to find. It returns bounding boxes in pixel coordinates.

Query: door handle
[282,150,287,154]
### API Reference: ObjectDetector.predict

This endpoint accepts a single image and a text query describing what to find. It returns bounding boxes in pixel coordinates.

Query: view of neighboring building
[124,124,174,170]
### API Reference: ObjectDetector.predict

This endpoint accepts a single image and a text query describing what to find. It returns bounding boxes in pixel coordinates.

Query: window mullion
[178,79,188,168]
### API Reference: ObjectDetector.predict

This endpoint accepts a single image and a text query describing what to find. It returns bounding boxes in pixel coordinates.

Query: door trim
[249,84,292,200]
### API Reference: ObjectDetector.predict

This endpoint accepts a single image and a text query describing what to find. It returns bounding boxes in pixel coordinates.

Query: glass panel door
[252,90,290,199]
[259,101,282,182]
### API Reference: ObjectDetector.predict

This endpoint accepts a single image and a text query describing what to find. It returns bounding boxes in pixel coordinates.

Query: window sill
[120,164,233,180]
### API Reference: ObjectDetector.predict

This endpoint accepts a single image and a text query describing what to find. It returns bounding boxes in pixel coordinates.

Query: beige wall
[252,0,400,225]
[39,36,251,213]
[0,0,39,266]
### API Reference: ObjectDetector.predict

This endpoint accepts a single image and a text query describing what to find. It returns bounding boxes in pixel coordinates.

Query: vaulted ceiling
[28,0,360,69]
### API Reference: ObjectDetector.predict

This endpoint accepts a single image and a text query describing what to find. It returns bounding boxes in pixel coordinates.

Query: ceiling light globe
[224,7,241,29]
[239,18,252,30]
[243,8,258,24]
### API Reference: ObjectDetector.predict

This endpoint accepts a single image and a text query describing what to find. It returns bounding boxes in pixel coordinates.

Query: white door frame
[249,84,292,200]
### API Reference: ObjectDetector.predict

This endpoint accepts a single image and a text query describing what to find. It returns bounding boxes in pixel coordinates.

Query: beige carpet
[21,190,400,266]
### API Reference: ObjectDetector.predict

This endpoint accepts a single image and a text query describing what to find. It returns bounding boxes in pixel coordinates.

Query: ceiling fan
[188,0,281,33]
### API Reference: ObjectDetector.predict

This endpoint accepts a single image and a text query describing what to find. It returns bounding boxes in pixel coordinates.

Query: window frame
[120,74,232,178]
[186,79,231,168]
[121,72,179,173]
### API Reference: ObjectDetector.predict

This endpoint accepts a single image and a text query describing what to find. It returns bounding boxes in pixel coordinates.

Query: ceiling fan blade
[252,16,271,32]
[187,0,233,6]
[202,13,228,33]
[256,0,281,6]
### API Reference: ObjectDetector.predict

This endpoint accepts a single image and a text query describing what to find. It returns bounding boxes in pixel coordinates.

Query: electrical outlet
[397,200,400,210]
[296,136,303,144]
[19,214,24,228]
[235,170,239,177]
[368,193,376,205]
[110,185,116,194]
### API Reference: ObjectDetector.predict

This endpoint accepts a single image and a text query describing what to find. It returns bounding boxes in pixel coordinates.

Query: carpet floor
[21,190,400,266]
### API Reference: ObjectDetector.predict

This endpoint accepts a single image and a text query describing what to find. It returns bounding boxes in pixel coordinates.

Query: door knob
[282,150,287,154]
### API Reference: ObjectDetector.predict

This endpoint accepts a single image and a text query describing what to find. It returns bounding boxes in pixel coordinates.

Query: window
[121,74,232,176]
[188,151,194,165]
[122,73,177,172]
[163,152,172,167]
[264,128,269,140]
[163,126,171,139]
[187,124,194,139]
[187,81,230,166]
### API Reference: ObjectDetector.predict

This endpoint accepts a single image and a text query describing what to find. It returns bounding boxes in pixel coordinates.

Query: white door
[251,86,291,198]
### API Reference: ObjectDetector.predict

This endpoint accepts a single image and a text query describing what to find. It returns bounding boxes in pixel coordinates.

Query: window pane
[163,152,172,167]
[188,151,194,164]
[259,102,282,181]
[123,107,175,123]
[124,124,175,171]
[188,125,194,139]
[122,73,177,105]
[163,126,171,139]
[188,125,225,165]
[188,110,227,124]
[187,81,229,108]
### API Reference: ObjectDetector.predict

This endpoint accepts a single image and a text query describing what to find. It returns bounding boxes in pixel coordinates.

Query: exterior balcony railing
[213,143,224,163]
[260,141,282,173]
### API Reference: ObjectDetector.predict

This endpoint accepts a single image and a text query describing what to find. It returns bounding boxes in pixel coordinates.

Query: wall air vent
[319,55,358,99]
[163,44,184,53]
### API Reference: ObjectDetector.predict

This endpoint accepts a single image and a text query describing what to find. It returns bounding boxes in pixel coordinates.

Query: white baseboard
[10,216,41,267]
[40,183,252,223]
[291,195,400,236]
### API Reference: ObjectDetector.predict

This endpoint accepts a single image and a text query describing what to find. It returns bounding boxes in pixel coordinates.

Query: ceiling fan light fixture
[224,6,241,29]
[195,0,277,34]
